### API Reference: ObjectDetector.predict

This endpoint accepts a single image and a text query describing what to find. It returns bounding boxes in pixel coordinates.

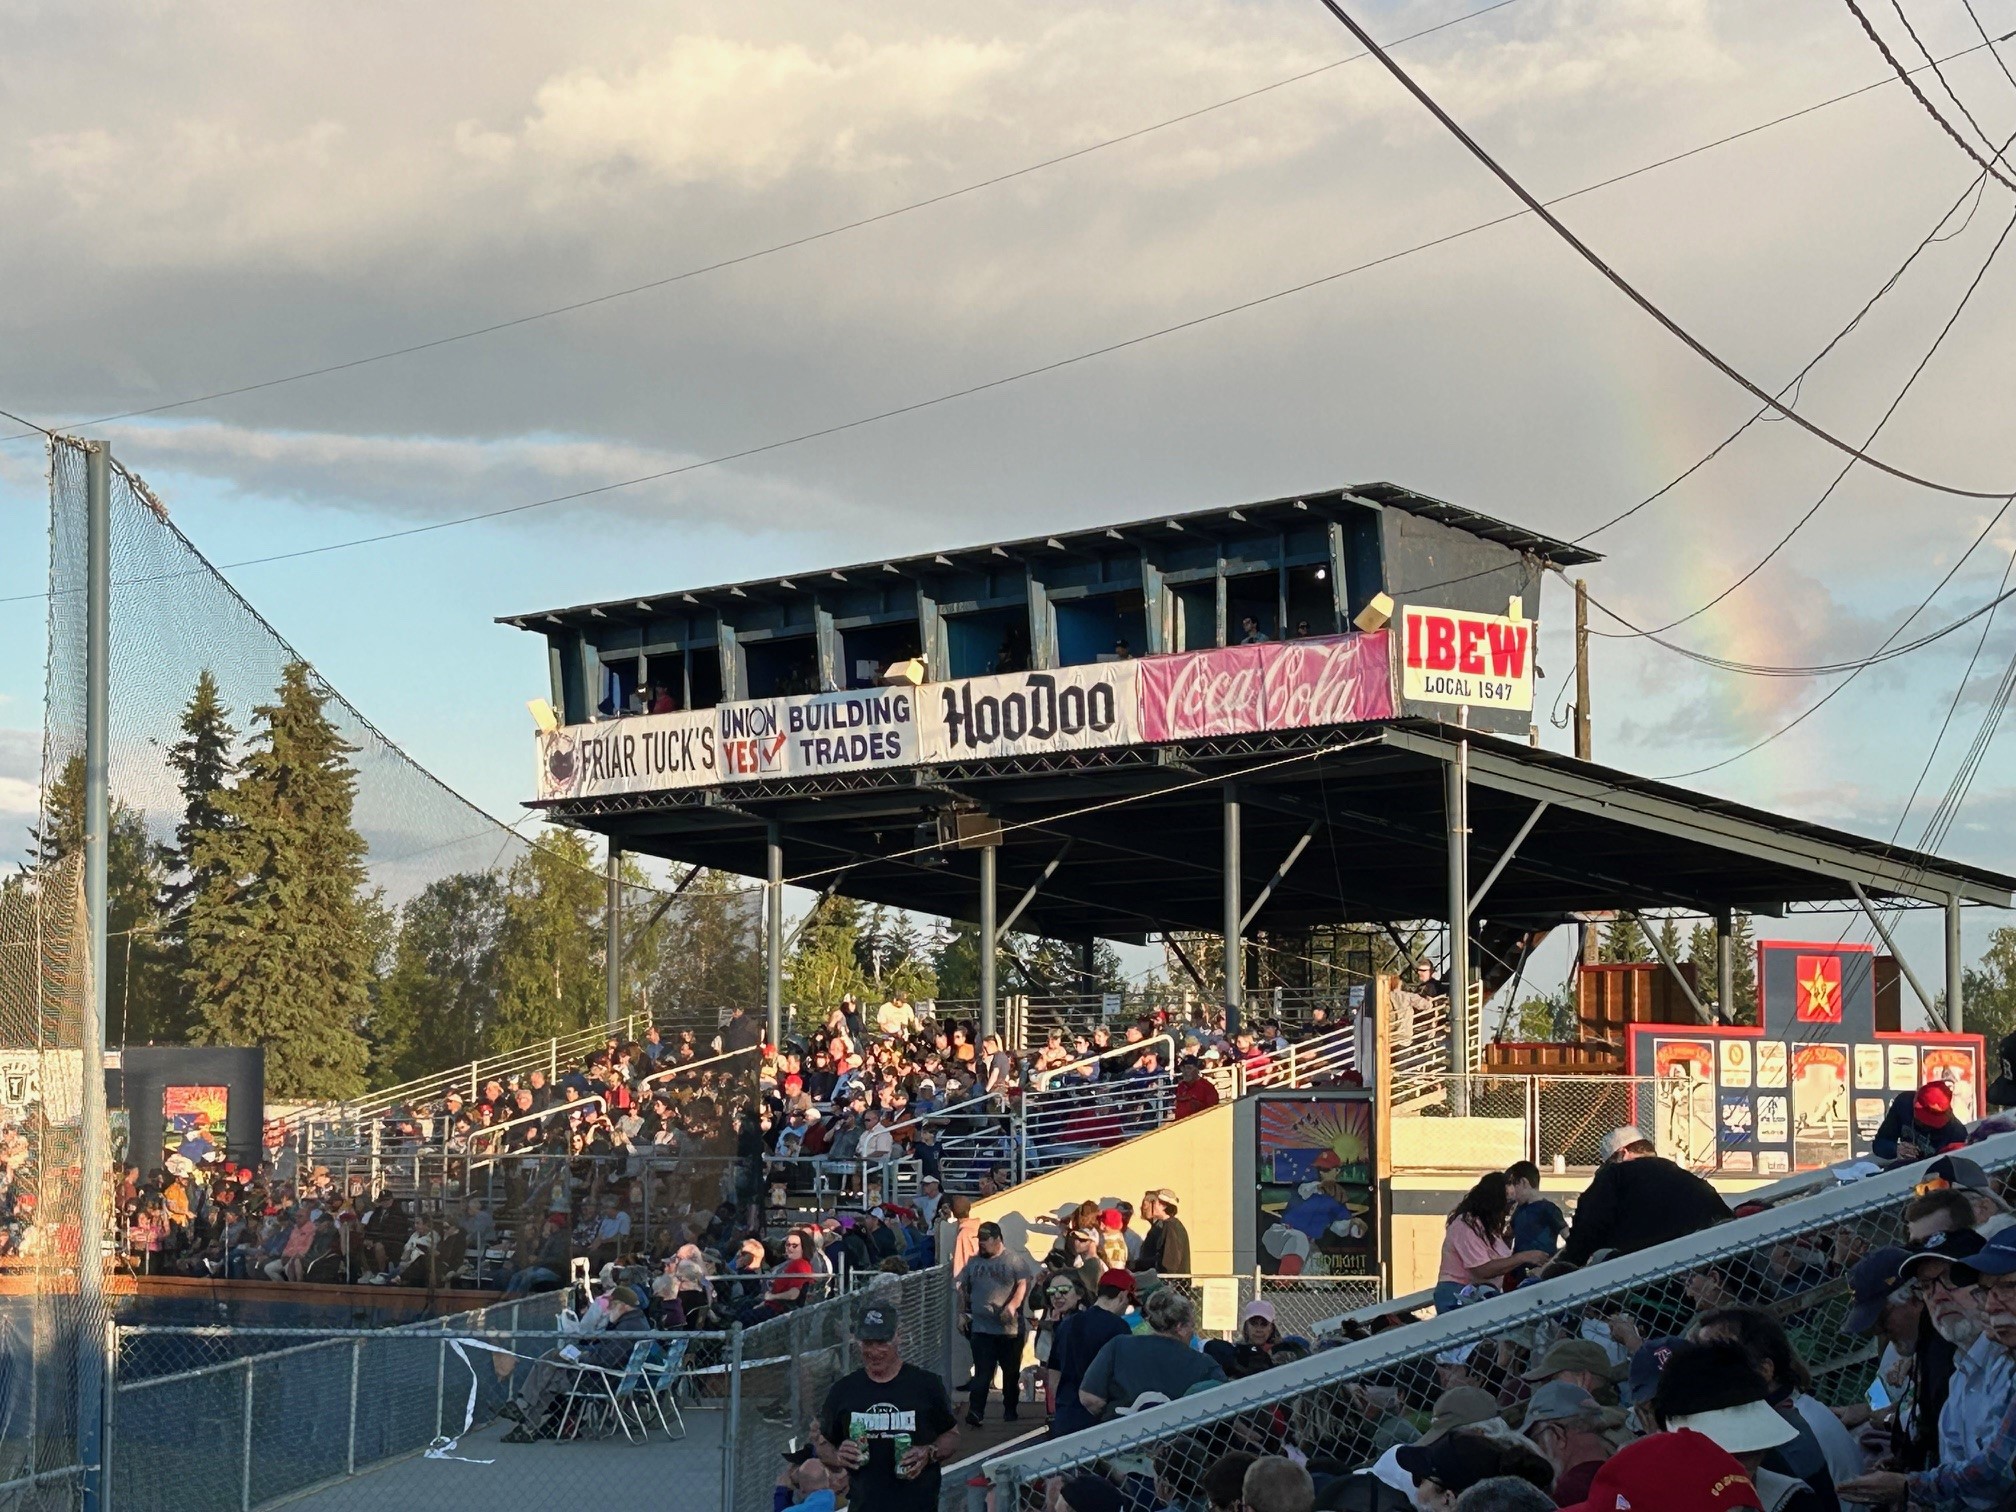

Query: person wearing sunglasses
[1842,1228,2016,1509]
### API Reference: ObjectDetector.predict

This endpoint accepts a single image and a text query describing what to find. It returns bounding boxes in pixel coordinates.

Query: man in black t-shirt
[815,1303,960,1512]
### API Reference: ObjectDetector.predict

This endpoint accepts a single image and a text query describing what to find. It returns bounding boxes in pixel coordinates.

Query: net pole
[605,842,622,1034]
[79,441,110,1511]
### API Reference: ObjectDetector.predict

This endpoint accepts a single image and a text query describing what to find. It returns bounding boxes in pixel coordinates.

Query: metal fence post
[721,1325,744,1512]
[549,1038,559,1079]
[102,1318,118,1512]
[239,1363,255,1512]
[1526,1076,1541,1165]
[347,1338,362,1476]
[435,1336,447,1439]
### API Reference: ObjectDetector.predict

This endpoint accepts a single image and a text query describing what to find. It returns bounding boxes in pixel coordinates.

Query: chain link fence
[980,1130,2016,1503]
[100,1265,953,1512]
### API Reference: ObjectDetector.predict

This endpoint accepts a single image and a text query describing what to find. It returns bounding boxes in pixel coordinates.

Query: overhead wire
[1841,0,2016,191]
[5,35,2006,609]
[0,0,1525,450]
[1883,0,2006,152]
[1310,0,2016,501]
[1961,0,2016,91]
[1591,196,2016,641]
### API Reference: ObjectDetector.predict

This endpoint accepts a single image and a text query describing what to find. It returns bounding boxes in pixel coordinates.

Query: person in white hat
[1557,1124,1732,1267]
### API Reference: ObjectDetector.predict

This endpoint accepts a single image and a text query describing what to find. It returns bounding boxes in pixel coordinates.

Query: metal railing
[984,1130,2016,1497]
[274,1012,663,1135]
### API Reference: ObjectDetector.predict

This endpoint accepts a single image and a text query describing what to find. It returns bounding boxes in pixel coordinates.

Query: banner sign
[1399,606,1534,711]
[917,663,1137,763]
[537,629,1395,800]
[1135,632,1393,742]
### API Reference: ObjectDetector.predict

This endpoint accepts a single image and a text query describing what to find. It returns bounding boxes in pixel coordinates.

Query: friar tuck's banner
[538,630,1395,799]
[1399,605,1534,711]
[916,662,1138,763]
[1135,632,1394,741]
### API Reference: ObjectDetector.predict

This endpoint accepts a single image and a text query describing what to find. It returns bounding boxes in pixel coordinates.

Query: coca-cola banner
[537,631,1394,800]
[915,663,1139,764]
[1135,633,1394,742]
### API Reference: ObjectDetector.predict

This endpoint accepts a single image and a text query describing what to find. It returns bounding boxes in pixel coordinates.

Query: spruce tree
[490,830,603,1048]
[154,671,238,1042]
[642,869,765,1019]
[784,894,869,1029]
[1687,921,1720,1009]
[1600,915,1650,964]
[1728,912,1758,1023]
[183,662,373,1097]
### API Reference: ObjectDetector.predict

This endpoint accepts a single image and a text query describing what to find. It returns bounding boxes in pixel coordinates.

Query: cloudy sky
[2,0,2013,990]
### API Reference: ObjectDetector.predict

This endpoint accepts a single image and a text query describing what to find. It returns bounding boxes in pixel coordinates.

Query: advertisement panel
[719,687,916,781]
[163,1083,229,1168]
[916,663,1136,763]
[1135,633,1393,742]
[537,708,717,801]
[1399,606,1534,711]
[1253,1089,1377,1279]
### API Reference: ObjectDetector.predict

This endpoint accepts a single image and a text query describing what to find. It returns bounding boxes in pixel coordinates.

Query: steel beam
[1223,784,1243,1035]
[996,842,1072,942]
[1848,882,1943,1029]
[980,842,999,1041]
[765,823,783,1047]
[1241,823,1318,933]
[1947,897,1965,1032]
[1633,911,1717,1026]
[1468,800,1550,915]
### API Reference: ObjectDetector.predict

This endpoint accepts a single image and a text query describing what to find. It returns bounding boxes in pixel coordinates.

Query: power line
[1961,0,2016,92]
[0,404,51,438]
[1629,493,2015,778]
[1842,0,2016,191]
[1883,0,2006,156]
[0,0,1524,449]
[1311,0,2016,502]
[6,39,1998,609]
[1593,198,2016,641]
[1572,131,2015,548]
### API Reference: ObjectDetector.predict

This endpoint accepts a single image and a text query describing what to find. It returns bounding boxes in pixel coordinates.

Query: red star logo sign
[1794,954,1842,1022]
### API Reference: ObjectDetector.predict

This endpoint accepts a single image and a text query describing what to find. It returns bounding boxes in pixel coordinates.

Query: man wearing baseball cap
[1395,1429,1553,1508]
[1557,1125,1732,1267]
[1520,1338,1625,1404]
[1872,1080,1970,1162]
[1521,1381,1625,1504]
[815,1302,959,1512]
[1046,1268,1137,1440]
[1842,1227,2016,1510]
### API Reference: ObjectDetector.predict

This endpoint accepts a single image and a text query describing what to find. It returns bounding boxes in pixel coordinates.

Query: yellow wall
[972,1101,1238,1273]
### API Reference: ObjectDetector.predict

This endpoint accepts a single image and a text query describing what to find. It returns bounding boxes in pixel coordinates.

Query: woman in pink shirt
[1435,1173,1548,1313]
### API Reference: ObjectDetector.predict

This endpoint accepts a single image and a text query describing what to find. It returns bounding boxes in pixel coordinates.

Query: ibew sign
[1400,605,1534,711]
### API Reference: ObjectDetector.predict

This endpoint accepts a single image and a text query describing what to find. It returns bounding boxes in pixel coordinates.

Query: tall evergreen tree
[183,662,373,1097]
[1687,921,1720,1009]
[30,756,172,1043]
[785,894,870,1029]
[1727,912,1758,1024]
[490,830,603,1048]
[373,871,506,1079]
[153,671,238,1042]
[1600,915,1650,964]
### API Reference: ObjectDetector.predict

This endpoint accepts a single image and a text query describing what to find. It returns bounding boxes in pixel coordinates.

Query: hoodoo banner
[537,630,1395,801]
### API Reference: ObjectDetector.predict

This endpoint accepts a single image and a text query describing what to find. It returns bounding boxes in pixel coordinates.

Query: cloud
[102,419,876,535]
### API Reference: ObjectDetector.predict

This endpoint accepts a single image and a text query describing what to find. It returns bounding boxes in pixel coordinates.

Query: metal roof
[534,721,2012,947]
[499,484,1603,629]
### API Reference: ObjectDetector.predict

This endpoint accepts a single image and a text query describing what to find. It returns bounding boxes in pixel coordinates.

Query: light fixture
[528,699,560,733]
[1353,592,1394,633]
[881,658,928,686]
[1315,566,1328,581]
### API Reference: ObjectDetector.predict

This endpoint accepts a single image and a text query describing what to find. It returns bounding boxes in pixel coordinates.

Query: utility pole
[605,841,622,1033]
[1445,709,1471,1114]
[1573,578,1592,761]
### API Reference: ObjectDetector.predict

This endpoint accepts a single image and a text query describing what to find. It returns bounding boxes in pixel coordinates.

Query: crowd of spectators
[994,1105,2016,1512]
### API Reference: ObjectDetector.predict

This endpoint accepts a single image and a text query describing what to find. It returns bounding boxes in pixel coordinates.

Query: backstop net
[36,435,765,1114]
